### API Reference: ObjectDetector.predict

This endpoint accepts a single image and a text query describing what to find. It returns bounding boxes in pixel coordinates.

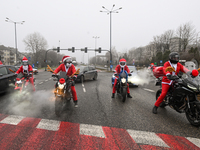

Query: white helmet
[119,58,126,68]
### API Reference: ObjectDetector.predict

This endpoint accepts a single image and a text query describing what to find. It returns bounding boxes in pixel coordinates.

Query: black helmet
[169,52,179,64]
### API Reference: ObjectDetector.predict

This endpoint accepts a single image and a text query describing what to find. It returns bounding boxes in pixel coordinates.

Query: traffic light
[98,47,101,53]
[72,47,75,53]
[85,47,87,53]
[44,59,46,62]
[57,47,60,52]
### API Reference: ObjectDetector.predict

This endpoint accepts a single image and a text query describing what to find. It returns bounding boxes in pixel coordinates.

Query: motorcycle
[155,67,200,126]
[115,70,131,102]
[52,72,74,116]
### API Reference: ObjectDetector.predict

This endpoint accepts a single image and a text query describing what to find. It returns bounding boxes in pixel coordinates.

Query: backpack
[153,66,164,78]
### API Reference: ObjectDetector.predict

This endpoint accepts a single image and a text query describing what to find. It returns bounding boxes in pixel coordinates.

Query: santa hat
[62,56,71,62]
[0,61,3,65]
[22,56,28,62]
[119,58,126,62]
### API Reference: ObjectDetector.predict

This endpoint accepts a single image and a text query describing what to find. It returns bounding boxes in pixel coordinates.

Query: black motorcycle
[115,70,131,102]
[155,68,200,126]
[52,72,74,116]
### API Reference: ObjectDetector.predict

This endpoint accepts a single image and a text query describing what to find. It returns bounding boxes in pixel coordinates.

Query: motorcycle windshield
[185,73,200,89]
[58,71,68,80]
[119,70,128,81]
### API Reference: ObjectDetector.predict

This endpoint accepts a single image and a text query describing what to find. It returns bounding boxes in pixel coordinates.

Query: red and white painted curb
[0,113,199,149]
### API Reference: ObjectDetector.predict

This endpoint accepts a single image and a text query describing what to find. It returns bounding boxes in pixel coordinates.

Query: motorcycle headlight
[187,83,197,91]
[121,78,126,83]
[58,84,64,89]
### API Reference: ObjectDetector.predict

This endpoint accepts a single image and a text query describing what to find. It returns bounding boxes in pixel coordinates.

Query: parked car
[0,65,18,94]
[111,65,139,87]
[33,67,38,75]
[75,65,98,83]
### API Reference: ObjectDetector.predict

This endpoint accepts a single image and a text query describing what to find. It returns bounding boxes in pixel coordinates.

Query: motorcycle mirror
[0,73,3,77]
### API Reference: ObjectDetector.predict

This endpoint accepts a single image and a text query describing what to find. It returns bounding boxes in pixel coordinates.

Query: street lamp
[93,36,100,68]
[100,4,122,71]
[5,17,25,64]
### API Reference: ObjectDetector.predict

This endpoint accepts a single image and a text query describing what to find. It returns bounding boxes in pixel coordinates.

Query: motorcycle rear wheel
[55,97,64,117]
[185,107,200,127]
[156,89,166,108]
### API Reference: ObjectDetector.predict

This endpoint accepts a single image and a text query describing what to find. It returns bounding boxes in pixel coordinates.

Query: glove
[167,74,177,80]
[72,76,77,81]
[52,74,56,77]
[14,73,18,77]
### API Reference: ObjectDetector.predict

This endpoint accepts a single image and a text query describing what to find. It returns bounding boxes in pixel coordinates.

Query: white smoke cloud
[129,68,153,86]
[5,90,55,117]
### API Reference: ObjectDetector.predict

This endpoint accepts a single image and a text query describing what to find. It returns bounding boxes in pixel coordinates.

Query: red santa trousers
[154,83,171,107]
[71,86,77,101]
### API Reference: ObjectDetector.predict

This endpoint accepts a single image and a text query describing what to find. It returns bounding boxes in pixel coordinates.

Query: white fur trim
[63,57,71,62]
[22,60,28,62]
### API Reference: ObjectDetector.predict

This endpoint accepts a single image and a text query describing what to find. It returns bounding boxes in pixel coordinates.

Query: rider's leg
[29,77,35,91]
[112,78,118,98]
[127,83,132,98]
[71,86,78,107]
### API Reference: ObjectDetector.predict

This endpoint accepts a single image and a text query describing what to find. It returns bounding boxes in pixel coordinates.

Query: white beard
[23,65,28,71]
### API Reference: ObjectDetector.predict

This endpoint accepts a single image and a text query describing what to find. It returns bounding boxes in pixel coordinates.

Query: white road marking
[0,115,25,125]
[80,124,105,138]
[36,119,60,131]
[49,78,52,80]
[45,80,48,82]
[143,88,155,93]
[39,82,43,84]
[186,137,200,148]
[82,83,86,92]
[127,129,169,147]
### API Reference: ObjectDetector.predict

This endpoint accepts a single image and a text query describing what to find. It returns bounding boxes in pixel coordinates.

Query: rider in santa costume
[111,58,132,98]
[152,52,190,114]
[0,61,3,65]
[15,56,35,91]
[54,55,78,107]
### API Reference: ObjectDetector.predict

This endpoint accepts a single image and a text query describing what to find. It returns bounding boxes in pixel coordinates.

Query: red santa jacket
[54,64,77,77]
[162,61,189,85]
[16,65,33,76]
[114,65,130,74]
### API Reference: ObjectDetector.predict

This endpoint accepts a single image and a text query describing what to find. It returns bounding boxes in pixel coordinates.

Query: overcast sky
[1,0,200,63]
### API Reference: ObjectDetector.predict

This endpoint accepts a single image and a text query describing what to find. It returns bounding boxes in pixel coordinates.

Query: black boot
[152,106,158,114]
[127,93,132,98]
[111,93,115,98]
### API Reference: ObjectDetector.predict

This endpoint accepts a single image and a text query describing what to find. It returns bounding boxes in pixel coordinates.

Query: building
[0,45,17,65]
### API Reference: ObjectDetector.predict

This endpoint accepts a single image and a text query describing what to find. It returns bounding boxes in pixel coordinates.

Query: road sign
[160,60,162,63]
[28,57,31,61]
[37,61,38,64]
[32,64,35,68]
[110,65,113,69]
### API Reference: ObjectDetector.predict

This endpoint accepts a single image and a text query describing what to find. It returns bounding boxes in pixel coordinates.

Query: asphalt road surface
[0,69,200,149]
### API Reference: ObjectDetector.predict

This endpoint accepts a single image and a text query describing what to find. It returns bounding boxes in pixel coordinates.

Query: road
[0,69,199,149]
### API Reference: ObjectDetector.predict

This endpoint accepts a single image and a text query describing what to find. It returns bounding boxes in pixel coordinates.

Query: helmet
[119,58,126,68]
[22,56,28,66]
[169,52,179,64]
[62,56,72,67]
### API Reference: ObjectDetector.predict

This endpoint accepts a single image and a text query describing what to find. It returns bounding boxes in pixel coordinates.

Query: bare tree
[23,32,48,64]
[176,22,196,52]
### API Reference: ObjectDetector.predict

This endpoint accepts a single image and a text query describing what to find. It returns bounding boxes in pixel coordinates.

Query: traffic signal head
[72,47,75,53]
[85,47,87,53]
[98,47,101,53]
[57,47,60,52]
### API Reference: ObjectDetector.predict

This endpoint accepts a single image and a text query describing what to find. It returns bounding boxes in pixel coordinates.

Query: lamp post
[100,5,122,71]
[93,36,99,68]
[5,17,25,64]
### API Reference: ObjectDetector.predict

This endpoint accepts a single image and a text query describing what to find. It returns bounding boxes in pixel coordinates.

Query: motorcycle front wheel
[55,96,64,117]
[122,87,127,102]
[185,106,200,127]
[156,89,166,108]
